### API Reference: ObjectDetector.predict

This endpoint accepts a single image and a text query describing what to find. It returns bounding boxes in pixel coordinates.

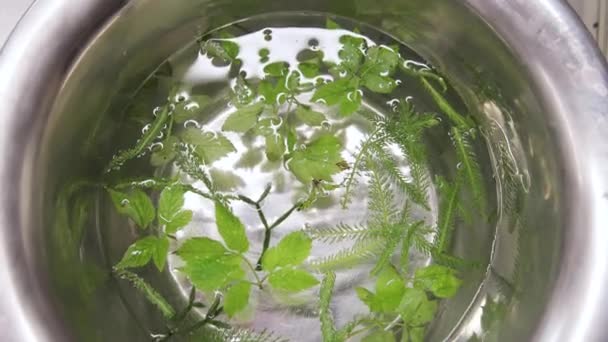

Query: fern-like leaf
[175,145,215,193]
[304,222,384,244]
[206,327,287,342]
[371,224,404,275]
[115,269,175,318]
[451,127,485,212]
[309,239,383,271]
[366,156,399,227]
[319,272,337,342]
[340,128,383,209]
[434,177,460,253]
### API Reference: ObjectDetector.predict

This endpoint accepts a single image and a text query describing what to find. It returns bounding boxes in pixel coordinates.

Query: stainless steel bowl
[0,0,607,341]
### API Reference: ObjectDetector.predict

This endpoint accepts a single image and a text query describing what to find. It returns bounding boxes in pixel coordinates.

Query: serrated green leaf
[398,288,437,326]
[257,118,286,162]
[222,102,264,132]
[362,46,400,77]
[116,236,168,271]
[374,266,405,313]
[150,136,177,166]
[414,265,462,298]
[262,231,312,271]
[258,78,288,105]
[152,237,170,271]
[215,201,249,253]
[362,330,395,342]
[312,78,361,116]
[203,39,239,61]
[295,106,326,126]
[339,35,366,73]
[210,168,245,191]
[224,282,251,317]
[268,268,319,292]
[363,74,397,93]
[298,62,319,78]
[180,128,236,164]
[288,135,343,183]
[180,254,244,291]
[165,210,193,234]
[158,186,185,222]
[173,95,212,123]
[109,189,155,229]
[264,62,289,77]
[177,237,227,262]
[235,148,264,169]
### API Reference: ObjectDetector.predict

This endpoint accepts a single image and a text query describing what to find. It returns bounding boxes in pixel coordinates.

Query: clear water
[112,13,493,341]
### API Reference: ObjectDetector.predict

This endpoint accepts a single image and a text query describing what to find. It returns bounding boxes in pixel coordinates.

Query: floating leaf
[287,135,343,183]
[268,268,319,292]
[363,74,397,94]
[180,128,236,164]
[295,106,327,126]
[215,201,249,253]
[224,282,251,317]
[222,102,265,132]
[339,35,366,73]
[109,189,155,229]
[264,62,289,77]
[414,265,462,298]
[262,231,312,271]
[298,62,320,78]
[312,78,361,116]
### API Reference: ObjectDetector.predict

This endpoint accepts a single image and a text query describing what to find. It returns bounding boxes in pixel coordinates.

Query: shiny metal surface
[0,0,607,341]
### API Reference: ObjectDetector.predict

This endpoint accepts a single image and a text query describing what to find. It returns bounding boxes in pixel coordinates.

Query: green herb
[215,201,249,253]
[287,134,344,183]
[108,189,155,229]
[115,236,169,271]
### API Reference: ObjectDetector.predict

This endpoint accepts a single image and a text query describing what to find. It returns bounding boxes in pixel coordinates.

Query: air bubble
[263,29,272,35]
[156,131,164,140]
[456,162,463,169]
[141,124,151,134]
[152,107,161,117]
[120,199,129,207]
[395,79,402,85]
[184,120,200,129]
[150,142,164,152]
[321,121,332,130]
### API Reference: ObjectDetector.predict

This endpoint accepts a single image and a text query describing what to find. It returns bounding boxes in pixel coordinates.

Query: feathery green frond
[340,128,383,209]
[366,157,399,226]
[206,327,287,342]
[434,177,460,253]
[319,272,338,342]
[115,269,175,318]
[371,225,403,275]
[174,146,215,192]
[451,127,485,212]
[304,222,384,244]
[309,240,383,271]
[420,77,469,128]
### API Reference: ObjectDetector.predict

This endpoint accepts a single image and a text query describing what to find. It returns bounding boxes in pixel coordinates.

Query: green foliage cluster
[97,18,487,341]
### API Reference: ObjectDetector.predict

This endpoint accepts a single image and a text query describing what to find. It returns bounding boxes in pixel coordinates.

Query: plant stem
[159,293,223,341]
[240,255,264,289]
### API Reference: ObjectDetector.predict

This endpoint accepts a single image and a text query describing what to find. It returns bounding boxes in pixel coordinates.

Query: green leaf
[150,136,177,167]
[222,102,265,132]
[224,282,251,317]
[295,106,327,126]
[362,330,395,342]
[235,148,264,169]
[268,268,319,292]
[355,287,382,312]
[326,18,341,29]
[116,236,168,271]
[109,189,155,229]
[181,254,244,291]
[363,74,397,93]
[339,35,366,72]
[414,265,462,298]
[264,62,289,77]
[215,201,249,253]
[258,78,288,105]
[210,168,245,191]
[180,128,236,164]
[311,78,361,116]
[298,62,320,78]
[409,327,426,342]
[374,265,406,312]
[233,76,256,107]
[362,46,400,77]
[158,186,185,222]
[173,95,212,123]
[262,231,312,271]
[203,39,239,61]
[165,210,193,234]
[398,288,437,326]
[257,118,287,162]
[287,135,344,183]
[177,237,228,262]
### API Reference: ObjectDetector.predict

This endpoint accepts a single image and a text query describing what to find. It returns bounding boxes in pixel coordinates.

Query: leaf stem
[239,255,264,289]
